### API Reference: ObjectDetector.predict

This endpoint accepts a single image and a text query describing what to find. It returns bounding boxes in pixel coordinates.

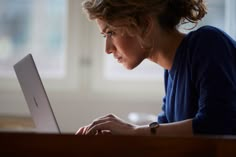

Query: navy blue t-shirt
[157,26,236,135]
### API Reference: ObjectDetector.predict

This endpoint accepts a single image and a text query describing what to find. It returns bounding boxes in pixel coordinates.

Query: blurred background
[0,0,235,133]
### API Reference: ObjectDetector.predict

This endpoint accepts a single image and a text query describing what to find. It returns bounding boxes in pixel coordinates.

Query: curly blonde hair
[82,0,207,48]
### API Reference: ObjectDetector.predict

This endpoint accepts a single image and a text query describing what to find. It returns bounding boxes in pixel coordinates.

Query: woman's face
[96,19,148,70]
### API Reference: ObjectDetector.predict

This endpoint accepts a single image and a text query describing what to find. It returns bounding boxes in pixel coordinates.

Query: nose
[105,38,115,54]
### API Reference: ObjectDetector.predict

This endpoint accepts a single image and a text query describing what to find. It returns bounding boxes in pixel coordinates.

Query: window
[0,0,82,91]
[225,0,236,40]
[0,0,67,78]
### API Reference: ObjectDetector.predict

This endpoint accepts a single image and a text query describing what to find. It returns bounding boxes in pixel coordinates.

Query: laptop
[14,54,61,134]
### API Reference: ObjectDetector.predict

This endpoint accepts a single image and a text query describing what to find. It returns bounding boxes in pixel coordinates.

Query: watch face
[149,122,159,135]
[150,122,159,127]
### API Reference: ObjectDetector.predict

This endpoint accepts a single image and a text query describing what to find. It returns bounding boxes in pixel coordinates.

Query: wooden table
[0,132,236,157]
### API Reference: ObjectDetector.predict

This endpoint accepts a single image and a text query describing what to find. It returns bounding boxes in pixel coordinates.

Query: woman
[76,0,236,136]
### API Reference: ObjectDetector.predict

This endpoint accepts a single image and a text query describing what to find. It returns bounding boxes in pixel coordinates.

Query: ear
[140,15,154,38]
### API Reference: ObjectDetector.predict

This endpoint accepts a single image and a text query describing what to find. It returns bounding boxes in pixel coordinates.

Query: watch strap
[149,122,160,135]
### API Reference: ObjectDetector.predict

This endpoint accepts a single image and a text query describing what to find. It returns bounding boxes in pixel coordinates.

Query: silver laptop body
[14,54,61,134]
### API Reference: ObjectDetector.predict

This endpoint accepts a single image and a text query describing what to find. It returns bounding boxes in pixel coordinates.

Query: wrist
[133,125,151,136]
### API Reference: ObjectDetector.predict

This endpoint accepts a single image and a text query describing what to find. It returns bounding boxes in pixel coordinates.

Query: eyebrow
[101,25,109,34]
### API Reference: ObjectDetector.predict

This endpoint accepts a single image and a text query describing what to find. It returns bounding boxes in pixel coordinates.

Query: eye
[107,31,114,37]
[103,31,114,38]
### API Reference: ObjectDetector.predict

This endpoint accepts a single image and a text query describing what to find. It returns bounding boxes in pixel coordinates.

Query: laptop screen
[14,54,61,134]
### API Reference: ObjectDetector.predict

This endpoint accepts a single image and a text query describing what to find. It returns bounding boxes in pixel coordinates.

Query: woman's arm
[76,114,193,136]
[135,119,193,136]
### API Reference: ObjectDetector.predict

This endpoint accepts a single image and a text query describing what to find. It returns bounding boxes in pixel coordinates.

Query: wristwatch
[149,122,160,135]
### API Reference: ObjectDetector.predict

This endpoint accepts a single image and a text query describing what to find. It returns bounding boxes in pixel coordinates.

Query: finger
[95,130,102,136]
[86,121,112,135]
[80,114,118,135]
[75,127,85,135]
[82,126,90,135]
[101,130,112,135]
[104,114,116,118]
[86,116,115,132]
[94,114,117,122]
[95,130,111,136]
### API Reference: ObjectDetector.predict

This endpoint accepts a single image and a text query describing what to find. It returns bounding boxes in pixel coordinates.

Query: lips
[116,57,122,63]
[113,55,122,62]
[117,57,122,63]
[113,54,119,59]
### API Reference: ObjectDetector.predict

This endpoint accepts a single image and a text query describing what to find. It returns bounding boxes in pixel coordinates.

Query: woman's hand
[76,114,138,135]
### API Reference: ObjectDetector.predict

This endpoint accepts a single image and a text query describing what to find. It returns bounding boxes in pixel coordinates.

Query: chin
[124,66,134,70]
[122,62,139,70]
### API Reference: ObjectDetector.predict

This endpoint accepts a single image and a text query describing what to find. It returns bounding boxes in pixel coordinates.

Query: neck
[148,28,185,70]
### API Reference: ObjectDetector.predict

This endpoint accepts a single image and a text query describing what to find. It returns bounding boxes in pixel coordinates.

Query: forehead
[96,19,109,33]
[95,19,130,36]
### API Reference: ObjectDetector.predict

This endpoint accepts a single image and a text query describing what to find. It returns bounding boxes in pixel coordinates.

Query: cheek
[123,46,147,69]
[119,36,142,54]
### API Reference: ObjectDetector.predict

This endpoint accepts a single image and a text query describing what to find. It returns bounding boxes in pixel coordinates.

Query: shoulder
[186,25,236,47]
[187,25,229,45]
[194,25,224,34]
[185,25,235,58]
[180,25,236,77]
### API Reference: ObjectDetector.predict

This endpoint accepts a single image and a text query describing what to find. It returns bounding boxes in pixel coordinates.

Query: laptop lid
[14,54,61,134]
